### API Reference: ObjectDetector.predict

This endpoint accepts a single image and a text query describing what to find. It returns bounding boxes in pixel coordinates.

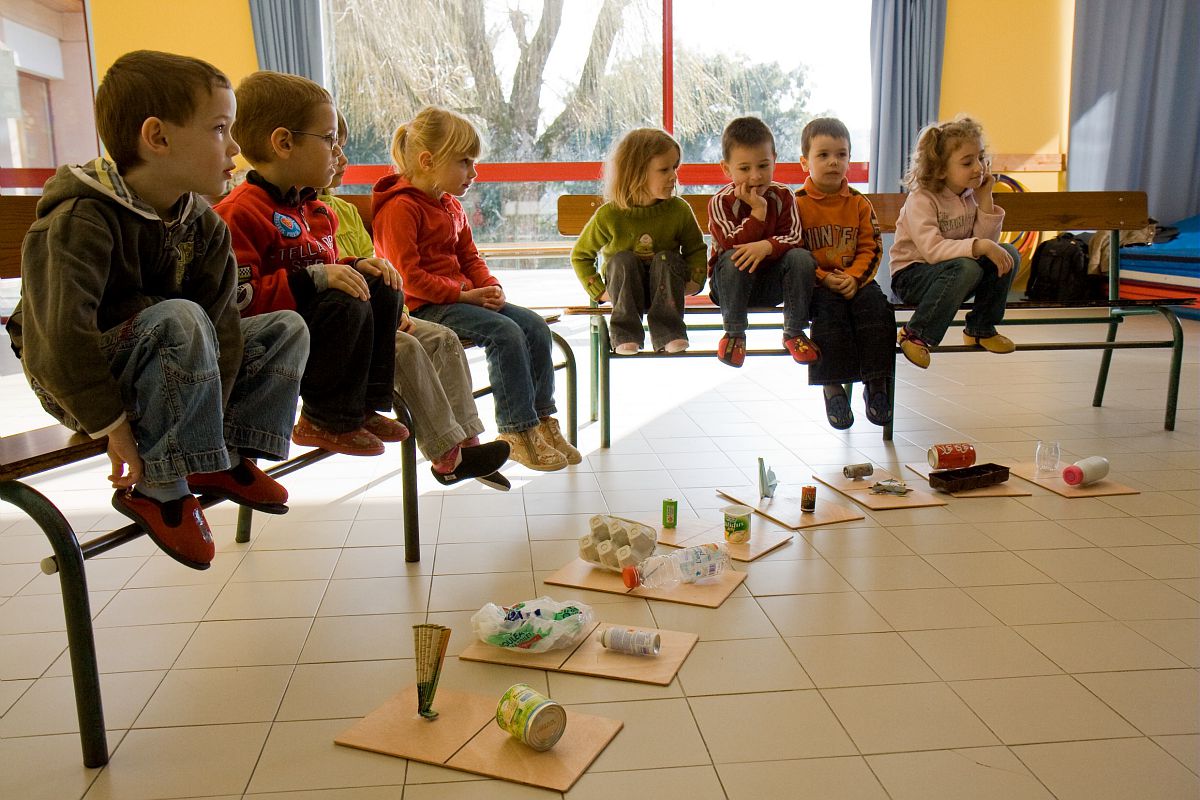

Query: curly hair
[902,115,986,192]
[604,128,680,210]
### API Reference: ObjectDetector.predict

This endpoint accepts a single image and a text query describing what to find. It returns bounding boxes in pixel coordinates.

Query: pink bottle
[1062,456,1109,486]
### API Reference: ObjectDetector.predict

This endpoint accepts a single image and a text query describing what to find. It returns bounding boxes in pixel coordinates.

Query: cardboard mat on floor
[1009,461,1140,498]
[620,514,719,548]
[813,470,947,510]
[904,463,1032,498]
[716,486,866,530]
[628,511,794,561]
[336,684,621,792]
[459,621,698,685]
[544,558,746,607]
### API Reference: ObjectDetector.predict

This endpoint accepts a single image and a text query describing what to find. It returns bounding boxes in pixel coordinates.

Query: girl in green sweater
[571,129,707,354]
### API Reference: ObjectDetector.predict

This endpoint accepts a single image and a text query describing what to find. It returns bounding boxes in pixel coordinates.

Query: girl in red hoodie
[371,107,576,472]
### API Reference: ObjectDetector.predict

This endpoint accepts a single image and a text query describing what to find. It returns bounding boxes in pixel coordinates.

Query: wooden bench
[0,192,575,767]
[555,192,1189,446]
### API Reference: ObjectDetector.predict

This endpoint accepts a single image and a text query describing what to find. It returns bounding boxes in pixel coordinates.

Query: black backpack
[1025,233,1103,302]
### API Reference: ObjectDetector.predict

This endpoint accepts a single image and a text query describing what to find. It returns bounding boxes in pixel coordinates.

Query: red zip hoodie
[371,174,499,311]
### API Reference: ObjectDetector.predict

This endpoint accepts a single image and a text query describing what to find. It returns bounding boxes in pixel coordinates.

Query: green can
[662,498,678,529]
[495,683,567,751]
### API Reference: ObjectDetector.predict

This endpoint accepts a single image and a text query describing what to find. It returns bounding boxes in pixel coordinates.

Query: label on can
[662,498,678,529]
[927,443,977,470]
[721,504,752,543]
[600,626,662,656]
[801,485,817,512]
[843,463,874,480]
[496,683,567,751]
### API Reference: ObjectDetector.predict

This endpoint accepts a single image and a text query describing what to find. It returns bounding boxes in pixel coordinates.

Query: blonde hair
[391,106,482,185]
[902,115,986,192]
[605,128,681,210]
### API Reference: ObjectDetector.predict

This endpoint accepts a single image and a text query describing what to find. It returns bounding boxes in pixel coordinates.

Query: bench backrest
[557,191,1150,237]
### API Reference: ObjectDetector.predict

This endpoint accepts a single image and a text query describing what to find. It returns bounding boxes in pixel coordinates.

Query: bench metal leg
[597,317,612,448]
[1158,305,1184,431]
[589,316,601,423]
[1092,312,1120,409]
[235,505,254,544]
[0,480,109,767]
[395,401,420,561]
[884,376,895,441]
[550,329,579,445]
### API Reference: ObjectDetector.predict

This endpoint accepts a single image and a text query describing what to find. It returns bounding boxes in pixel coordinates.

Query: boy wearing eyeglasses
[216,71,406,456]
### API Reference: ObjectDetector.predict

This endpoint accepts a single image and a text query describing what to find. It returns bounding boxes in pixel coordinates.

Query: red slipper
[717,334,746,368]
[363,412,411,442]
[112,490,214,570]
[783,332,821,364]
[292,416,385,457]
[187,458,289,514]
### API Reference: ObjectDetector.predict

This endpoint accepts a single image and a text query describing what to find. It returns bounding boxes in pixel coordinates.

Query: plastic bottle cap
[1062,464,1084,485]
[621,565,640,589]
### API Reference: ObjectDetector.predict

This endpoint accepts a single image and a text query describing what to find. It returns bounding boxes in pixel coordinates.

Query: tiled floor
[1,298,1198,799]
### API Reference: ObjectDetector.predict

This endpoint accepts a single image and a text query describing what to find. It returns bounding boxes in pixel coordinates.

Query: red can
[927,442,977,470]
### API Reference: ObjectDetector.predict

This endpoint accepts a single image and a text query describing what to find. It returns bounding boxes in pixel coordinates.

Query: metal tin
[843,463,874,480]
[927,442,977,470]
[662,498,678,529]
[800,485,817,512]
[600,626,661,656]
[721,504,752,543]
[495,683,567,751]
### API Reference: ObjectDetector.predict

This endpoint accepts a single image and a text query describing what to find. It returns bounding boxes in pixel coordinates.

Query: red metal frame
[662,0,673,134]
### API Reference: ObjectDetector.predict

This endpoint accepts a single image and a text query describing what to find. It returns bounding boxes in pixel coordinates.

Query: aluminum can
[496,683,567,751]
[927,443,977,470]
[600,626,661,656]
[801,485,817,512]
[843,463,874,480]
[662,498,678,528]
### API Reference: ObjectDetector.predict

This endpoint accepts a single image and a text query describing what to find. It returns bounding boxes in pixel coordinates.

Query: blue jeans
[605,250,688,350]
[891,243,1020,345]
[49,300,308,487]
[808,281,896,385]
[412,301,556,433]
[710,247,817,336]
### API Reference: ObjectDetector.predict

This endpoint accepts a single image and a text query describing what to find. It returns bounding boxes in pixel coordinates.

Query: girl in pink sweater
[888,116,1019,368]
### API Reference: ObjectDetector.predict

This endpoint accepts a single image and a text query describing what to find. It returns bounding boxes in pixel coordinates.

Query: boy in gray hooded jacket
[6,51,309,570]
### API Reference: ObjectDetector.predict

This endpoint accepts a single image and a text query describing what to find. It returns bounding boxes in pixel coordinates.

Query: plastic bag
[471,596,595,653]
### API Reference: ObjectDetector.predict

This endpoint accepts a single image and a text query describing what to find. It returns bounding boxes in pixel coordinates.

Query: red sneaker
[717,334,747,368]
[363,412,411,442]
[187,458,289,515]
[112,490,214,570]
[292,416,385,457]
[783,332,821,364]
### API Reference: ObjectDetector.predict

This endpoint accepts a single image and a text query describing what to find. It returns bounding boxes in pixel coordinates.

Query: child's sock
[431,445,462,474]
[135,479,191,503]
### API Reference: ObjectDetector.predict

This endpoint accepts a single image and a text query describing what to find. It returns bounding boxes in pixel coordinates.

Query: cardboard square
[814,467,899,493]
[904,463,1032,498]
[812,471,948,510]
[674,527,794,561]
[458,621,601,670]
[717,486,866,530]
[623,513,721,547]
[1009,461,1140,498]
[559,623,698,685]
[447,707,623,792]
[545,558,746,608]
[337,685,623,793]
[336,685,495,764]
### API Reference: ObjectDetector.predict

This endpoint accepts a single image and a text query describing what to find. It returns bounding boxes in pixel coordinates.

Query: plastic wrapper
[580,514,656,572]
[471,596,595,653]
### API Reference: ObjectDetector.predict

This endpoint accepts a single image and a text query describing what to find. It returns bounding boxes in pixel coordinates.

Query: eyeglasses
[289,130,341,152]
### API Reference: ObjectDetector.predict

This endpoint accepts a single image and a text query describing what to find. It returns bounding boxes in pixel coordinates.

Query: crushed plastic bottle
[621,543,730,590]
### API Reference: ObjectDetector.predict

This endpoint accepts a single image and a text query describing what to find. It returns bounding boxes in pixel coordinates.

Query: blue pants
[808,281,896,385]
[710,247,817,337]
[412,301,556,434]
[33,299,309,488]
[891,243,1020,345]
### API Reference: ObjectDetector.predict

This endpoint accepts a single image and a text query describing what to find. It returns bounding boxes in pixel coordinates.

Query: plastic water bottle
[621,543,730,590]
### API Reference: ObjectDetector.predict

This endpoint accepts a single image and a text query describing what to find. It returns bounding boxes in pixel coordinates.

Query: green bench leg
[396,401,420,561]
[598,317,612,448]
[0,481,109,767]
[589,316,601,423]
[550,329,579,446]
[1158,306,1184,431]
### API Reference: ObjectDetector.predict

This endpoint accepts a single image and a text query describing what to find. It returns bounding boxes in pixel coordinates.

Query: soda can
[721,504,752,543]
[843,463,874,480]
[927,443,977,470]
[496,683,567,751]
[801,485,817,512]
[600,626,661,656]
[662,498,678,529]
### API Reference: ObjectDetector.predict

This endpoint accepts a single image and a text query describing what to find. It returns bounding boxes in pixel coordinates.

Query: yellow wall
[89,0,259,86]
[940,0,1073,191]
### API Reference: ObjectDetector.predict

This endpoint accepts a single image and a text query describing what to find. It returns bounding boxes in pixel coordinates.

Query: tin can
[721,504,752,543]
[600,626,661,656]
[800,485,817,512]
[495,683,567,751]
[843,463,874,480]
[662,498,678,529]
[928,443,977,470]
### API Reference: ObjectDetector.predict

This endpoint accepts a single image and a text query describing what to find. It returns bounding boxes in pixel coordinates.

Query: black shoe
[823,385,854,430]
[475,471,512,491]
[431,440,511,486]
[863,380,893,426]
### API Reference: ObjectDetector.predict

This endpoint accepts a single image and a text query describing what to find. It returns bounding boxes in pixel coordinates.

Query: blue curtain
[248,0,326,85]
[868,0,947,195]
[1068,1,1200,223]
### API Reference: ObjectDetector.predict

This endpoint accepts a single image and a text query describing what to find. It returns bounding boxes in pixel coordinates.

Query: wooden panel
[557,195,604,235]
[0,195,39,279]
[341,193,374,235]
[0,426,107,483]
[989,153,1066,173]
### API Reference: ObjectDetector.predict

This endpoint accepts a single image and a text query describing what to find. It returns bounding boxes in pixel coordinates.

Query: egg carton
[579,514,658,572]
